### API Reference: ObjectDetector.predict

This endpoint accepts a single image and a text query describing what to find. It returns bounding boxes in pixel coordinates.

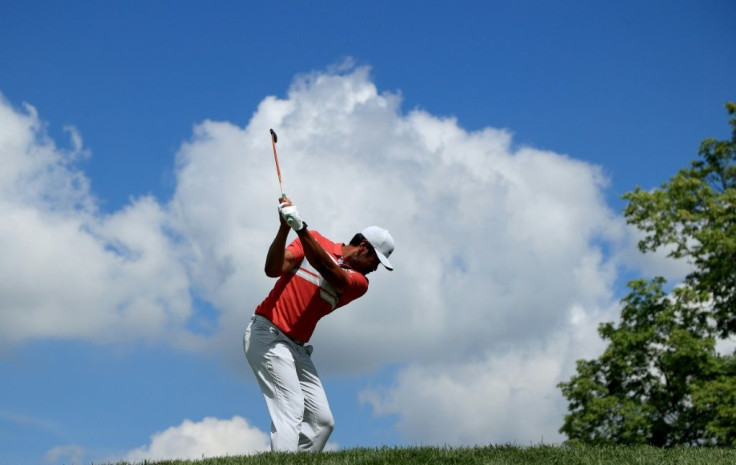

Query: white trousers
[243,315,334,452]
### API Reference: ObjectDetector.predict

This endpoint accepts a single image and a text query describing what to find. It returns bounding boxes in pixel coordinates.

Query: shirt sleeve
[337,269,369,307]
[285,237,305,267]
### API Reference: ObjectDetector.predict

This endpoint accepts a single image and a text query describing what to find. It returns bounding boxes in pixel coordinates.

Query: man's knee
[316,409,335,435]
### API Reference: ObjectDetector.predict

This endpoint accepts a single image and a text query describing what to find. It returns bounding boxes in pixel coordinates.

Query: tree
[622,102,736,336]
[559,103,736,446]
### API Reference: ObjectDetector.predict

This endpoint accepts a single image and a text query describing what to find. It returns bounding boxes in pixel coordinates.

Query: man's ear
[361,240,376,253]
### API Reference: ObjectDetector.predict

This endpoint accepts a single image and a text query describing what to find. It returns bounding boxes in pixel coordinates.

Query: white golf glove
[278,202,304,231]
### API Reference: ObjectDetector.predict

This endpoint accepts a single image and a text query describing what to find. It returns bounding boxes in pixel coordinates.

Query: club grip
[270,129,278,143]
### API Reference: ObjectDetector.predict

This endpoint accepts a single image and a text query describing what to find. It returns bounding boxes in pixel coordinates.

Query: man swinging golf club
[243,131,395,452]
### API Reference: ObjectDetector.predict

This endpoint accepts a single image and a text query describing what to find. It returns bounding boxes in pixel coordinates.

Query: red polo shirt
[255,230,369,342]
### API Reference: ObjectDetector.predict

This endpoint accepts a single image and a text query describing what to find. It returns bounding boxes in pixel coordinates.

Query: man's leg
[244,318,304,451]
[295,346,334,452]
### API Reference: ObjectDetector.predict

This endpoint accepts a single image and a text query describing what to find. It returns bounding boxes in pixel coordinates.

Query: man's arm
[264,209,297,277]
[296,228,351,295]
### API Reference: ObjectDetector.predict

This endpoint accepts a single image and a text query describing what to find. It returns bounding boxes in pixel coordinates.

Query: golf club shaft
[270,129,285,198]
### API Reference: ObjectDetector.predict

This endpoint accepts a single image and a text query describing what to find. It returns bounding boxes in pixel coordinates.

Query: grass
[105,444,736,465]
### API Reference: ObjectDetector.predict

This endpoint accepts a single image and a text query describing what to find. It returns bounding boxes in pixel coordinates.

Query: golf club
[269,128,286,198]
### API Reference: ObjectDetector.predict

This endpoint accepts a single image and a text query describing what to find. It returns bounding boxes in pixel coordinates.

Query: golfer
[244,197,394,452]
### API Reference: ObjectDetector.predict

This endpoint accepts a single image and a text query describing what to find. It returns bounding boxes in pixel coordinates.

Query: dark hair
[349,233,376,254]
[349,233,366,246]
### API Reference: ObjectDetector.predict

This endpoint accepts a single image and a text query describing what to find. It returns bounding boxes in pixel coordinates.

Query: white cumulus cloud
[359,302,618,445]
[123,416,269,461]
[0,93,201,350]
[163,64,639,444]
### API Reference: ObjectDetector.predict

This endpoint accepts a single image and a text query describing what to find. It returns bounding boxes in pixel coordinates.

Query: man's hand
[278,199,304,231]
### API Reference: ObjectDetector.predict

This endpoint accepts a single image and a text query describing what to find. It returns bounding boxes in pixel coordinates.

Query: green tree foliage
[622,102,736,335]
[559,103,736,447]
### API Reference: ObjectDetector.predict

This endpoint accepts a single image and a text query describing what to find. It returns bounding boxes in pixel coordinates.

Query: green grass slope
[106,445,736,465]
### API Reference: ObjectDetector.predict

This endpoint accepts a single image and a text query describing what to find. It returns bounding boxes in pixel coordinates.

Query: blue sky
[1,1,734,464]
